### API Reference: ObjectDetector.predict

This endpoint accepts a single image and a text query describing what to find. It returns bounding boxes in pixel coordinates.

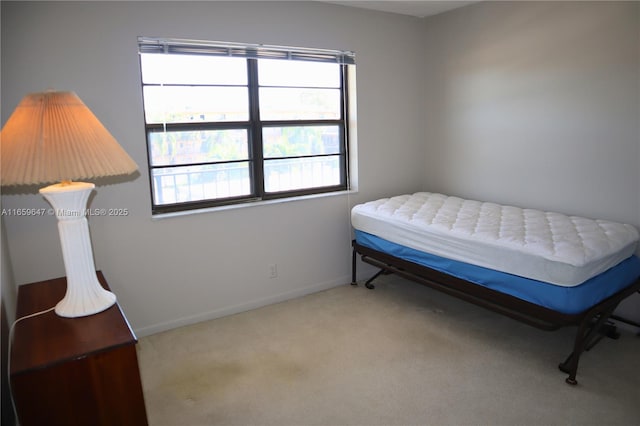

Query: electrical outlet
[268,263,278,279]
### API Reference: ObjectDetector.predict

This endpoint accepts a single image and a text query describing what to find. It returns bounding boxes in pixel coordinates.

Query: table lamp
[1,91,138,317]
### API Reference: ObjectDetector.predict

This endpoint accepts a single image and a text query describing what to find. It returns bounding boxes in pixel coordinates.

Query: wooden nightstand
[9,272,148,426]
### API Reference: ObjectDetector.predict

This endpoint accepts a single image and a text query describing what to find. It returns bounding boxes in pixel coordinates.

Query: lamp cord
[7,306,56,422]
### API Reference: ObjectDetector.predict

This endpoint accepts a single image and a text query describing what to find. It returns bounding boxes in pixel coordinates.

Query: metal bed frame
[351,239,640,385]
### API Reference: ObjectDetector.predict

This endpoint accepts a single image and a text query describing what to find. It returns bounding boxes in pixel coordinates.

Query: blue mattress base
[355,230,640,315]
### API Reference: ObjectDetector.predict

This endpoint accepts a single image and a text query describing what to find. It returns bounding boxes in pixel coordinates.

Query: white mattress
[351,192,640,287]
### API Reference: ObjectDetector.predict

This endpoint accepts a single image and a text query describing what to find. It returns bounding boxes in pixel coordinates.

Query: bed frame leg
[351,242,386,289]
[351,244,358,286]
[559,307,617,385]
[364,269,387,289]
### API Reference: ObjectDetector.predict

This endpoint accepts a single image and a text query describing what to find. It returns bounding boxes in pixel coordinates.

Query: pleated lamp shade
[1,91,137,186]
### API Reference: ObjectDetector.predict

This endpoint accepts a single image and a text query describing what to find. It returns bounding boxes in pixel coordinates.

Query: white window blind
[138,37,355,65]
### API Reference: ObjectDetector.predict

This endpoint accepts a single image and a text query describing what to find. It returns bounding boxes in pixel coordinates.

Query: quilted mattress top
[351,192,639,286]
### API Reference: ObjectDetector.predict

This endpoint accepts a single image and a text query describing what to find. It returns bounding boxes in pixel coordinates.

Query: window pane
[259,88,340,120]
[264,156,341,192]
[143,86,249,124]
[263,126,340,158]
[140,54,247,85]
[258,59,340,87]
[151,163,251,205]
[148,129,249,166]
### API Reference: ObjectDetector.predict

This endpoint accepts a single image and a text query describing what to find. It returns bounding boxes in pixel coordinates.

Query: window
[138,38,355,214]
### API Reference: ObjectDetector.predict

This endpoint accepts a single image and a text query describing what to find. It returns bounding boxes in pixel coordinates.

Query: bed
[350,192,640,385]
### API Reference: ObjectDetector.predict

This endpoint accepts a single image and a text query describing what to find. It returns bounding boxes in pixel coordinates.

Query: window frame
[138,38,354,215]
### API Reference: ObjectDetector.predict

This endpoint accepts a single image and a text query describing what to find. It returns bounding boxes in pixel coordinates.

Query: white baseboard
[134,275,351,337]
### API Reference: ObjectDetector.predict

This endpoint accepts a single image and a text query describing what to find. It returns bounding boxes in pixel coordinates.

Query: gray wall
[1,1,426,335]
[423,1,639,224]
[1,219,17,324]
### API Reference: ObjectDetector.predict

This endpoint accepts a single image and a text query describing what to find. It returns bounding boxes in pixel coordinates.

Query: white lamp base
[40,182,116,318]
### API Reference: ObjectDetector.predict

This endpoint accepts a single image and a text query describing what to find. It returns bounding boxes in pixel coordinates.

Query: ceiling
[324,1,479,18]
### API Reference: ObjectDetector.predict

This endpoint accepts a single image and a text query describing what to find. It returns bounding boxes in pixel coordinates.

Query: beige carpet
[137,274,640,426]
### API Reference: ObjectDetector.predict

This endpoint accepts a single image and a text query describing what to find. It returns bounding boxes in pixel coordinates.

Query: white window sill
[151,189,359,220]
